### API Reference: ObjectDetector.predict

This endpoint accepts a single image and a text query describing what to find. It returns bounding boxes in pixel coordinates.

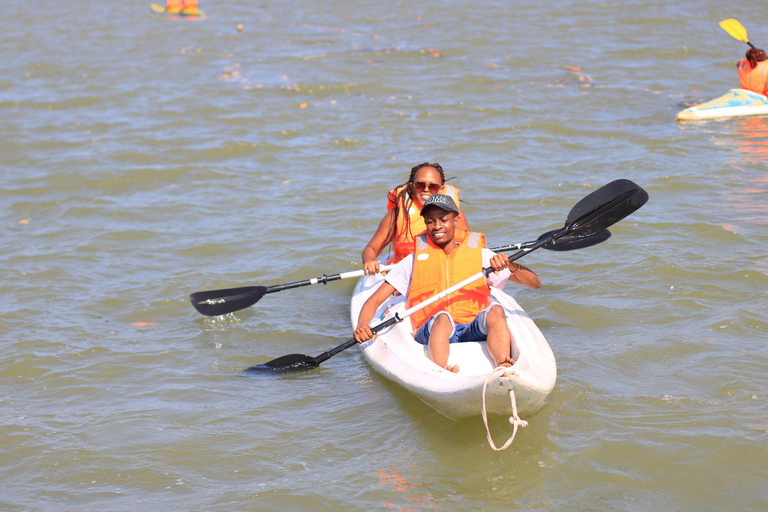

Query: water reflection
[702,115,768,276]
[731,117,768,228]
[376,467,439,510]
[724,115,768,275]
[735,115,768,164]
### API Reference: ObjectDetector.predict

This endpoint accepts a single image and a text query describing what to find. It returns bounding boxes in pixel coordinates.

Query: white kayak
[350,271,557,420]
[676,88,768,121]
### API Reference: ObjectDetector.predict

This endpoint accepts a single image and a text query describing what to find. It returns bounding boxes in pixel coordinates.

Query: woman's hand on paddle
[354,324,377,344]
[361,211,396,275]
[363,259,380,276]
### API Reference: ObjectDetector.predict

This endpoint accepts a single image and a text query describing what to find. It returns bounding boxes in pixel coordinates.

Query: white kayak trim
[350,265,557,449]
[677,88,768,121]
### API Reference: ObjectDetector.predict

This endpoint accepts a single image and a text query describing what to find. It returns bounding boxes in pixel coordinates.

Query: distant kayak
[149,3,204,16]
[677,88,768,121]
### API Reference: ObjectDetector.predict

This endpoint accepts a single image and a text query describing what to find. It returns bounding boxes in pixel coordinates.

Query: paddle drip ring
[482,366,528,452]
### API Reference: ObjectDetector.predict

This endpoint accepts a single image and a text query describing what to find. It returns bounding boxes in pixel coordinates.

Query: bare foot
[444,364,460,373]
[494,356,515,368]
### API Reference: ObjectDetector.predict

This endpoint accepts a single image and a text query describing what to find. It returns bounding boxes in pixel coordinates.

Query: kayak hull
[677,88,768,121]
[350,273,557,420]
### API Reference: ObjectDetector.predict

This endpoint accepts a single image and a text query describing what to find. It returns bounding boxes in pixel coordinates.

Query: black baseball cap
[420,194,459,215]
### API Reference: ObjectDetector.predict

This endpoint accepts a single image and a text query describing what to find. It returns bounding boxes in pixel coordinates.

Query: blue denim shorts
[413,304,504,345]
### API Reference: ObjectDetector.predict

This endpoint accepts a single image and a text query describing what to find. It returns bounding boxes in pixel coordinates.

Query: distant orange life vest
[407,230,491,330]
[181,0,198,14]
[386,184,461,262]
[738,58,768,96]
[166,0,182,12]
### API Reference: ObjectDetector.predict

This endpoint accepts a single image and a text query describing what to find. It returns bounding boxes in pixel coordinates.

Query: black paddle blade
[189,286,268,316]
[566,179,648,235]
[243,354,320,373]
[539,228,611,251]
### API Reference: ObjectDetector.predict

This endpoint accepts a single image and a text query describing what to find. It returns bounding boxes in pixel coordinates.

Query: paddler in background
[361,162,471,276]
[165,0,182,13]
[165,0,199,15]
[738,48,768,96]
[354,194,541,373]
[181,0,199,15]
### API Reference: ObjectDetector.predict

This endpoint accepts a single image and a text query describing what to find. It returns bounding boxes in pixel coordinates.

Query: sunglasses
[412,181,441,194]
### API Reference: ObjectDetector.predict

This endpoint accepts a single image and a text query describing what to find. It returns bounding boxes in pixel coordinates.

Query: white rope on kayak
[482,366,528,452]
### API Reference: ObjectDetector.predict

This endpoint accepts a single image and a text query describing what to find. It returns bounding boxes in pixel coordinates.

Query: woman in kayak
[362,162,470,275]
[738,48,768,96]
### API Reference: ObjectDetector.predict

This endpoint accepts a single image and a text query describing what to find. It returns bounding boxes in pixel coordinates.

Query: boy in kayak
[354,194,541,373]
[738,48,768,96]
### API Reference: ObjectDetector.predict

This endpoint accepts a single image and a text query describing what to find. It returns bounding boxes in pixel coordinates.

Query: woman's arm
[361,210,396,275]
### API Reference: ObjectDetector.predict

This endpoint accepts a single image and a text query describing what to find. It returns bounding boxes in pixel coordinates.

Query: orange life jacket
[407,230,491,330]
[181,0,198,14]
[738,58,768,96]
[166,0,182,12]
[386,184,461,262]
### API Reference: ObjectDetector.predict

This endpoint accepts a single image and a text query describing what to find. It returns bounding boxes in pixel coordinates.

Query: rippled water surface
[2,1,767,510]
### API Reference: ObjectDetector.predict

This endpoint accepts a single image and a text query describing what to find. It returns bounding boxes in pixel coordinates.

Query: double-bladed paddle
[190,229,611,317]
[720,18,756,48]
[245,179,648,373]
[190,267,396,317]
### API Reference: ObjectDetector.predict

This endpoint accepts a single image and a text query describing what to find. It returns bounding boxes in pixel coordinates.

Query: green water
[1,0,766,510]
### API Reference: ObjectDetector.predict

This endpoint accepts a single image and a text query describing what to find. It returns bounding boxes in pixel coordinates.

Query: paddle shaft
[314,268,491,365]
[191,237,572,316]
[264,266,394,294]
[256,240,549,295]
[254,241,537,295]
[247,261,510,371]
[315,317,398,364]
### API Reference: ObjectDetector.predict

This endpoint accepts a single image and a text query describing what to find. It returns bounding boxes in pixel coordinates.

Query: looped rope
[482,366,528,452]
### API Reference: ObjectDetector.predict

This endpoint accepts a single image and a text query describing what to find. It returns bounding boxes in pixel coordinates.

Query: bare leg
[485,305,514,367]
[427,314,459,373]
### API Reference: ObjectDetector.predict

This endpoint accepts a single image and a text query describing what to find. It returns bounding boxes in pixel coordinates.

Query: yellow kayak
[677,89,768,121]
